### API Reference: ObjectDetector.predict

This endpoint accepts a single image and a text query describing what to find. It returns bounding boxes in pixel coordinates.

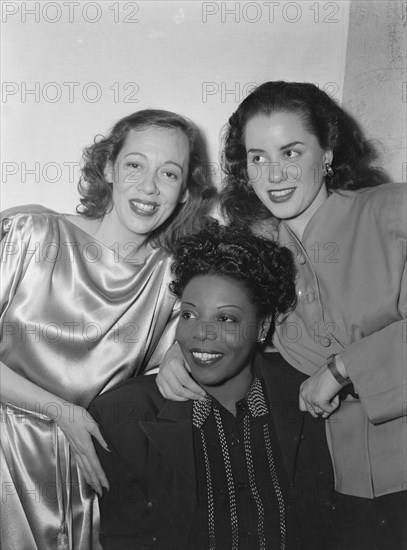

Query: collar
[192,377,268,429]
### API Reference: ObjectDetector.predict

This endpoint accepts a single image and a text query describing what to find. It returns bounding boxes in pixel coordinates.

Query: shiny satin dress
[0,206,179,550]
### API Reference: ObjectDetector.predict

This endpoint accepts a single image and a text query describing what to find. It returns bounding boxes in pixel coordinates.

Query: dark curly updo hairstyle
[221,81,389,227]
[170,220,297,341]
[77,109,217,251]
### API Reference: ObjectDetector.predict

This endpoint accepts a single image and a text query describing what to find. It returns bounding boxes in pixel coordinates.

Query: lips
[190,349,224,366]
[267,187,296,203]
[129,199,159,216]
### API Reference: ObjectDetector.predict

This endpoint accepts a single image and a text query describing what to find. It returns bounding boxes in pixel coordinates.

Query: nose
[268,161,284,184]
[193,321,217,341]
[137,171,159,195]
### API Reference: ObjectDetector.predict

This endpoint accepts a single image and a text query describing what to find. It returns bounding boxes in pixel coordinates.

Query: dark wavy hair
[221,81,389,227]
[77,109,217,251]
[170,220,297,341]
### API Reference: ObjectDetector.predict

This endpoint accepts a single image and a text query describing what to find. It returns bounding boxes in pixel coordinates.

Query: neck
[94,211,149,259]
[202,365,254,416]
[285,183,329,240]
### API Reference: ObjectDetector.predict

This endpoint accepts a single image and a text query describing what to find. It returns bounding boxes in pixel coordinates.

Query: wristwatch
[327,354,350,387]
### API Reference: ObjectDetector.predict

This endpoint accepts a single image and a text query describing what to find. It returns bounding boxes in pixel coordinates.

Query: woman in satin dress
[0,109,215,550]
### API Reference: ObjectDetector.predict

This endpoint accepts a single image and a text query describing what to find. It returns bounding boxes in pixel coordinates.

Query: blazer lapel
[139,400,196,486]
[256,353,305,480]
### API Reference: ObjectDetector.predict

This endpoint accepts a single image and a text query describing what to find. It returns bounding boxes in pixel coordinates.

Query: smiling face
[102,126,190,248]
[176,274,265,402]
[245,111,332,238]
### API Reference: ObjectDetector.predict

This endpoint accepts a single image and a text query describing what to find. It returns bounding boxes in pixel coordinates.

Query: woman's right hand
[56,403,110,497]
[157,342,206,401]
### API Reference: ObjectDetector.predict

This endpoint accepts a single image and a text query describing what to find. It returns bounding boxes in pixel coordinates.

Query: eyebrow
[280,141,305,149]
[247,141,305,154]
[217,305,244,312]
[181,302,244,312]
[123,152,184,173]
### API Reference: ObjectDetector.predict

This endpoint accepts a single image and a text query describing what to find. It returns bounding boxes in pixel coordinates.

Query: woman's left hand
[299,365,342,418]
[56,403,110,496]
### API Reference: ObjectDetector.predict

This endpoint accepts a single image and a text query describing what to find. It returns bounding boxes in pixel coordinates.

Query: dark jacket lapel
[139,399,196,486]
[256,352,306,480]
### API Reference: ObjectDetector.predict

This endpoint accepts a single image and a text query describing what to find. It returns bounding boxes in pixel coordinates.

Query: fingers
[299,368,342,419]
[307,403,321,419]
[156,371,187,401]
[299,394,318,418]
[90,420,110,453]
[332,395,340,408]
[308,402,335,418]
[78,453,105,497]
[74,452,102,497]
[329,395,340,412]
[174,367,206,399]
[158,343,206,401]
[157,369,206,401]
[75,440,110,495]
[61,414,110,495]
[87,448,110,493]
[299,390,338,419]
[86,423,110,492]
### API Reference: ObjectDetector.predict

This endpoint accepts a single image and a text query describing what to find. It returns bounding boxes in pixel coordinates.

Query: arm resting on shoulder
[156,342,206,401]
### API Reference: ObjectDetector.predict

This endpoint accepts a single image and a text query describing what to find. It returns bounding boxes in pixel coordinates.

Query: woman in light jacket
[157,82,407,550]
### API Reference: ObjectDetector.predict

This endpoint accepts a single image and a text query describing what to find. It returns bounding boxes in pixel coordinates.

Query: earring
[257,334,266,344]
[324,163,334,177]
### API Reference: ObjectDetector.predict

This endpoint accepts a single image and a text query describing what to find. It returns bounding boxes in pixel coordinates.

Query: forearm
[339,320,407,423]
[0,360,66,420]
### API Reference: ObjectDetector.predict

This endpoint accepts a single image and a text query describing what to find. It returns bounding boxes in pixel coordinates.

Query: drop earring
[324,163,334,177]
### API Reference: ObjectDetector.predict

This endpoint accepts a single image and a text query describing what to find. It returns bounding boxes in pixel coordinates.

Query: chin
[190,371,223,388]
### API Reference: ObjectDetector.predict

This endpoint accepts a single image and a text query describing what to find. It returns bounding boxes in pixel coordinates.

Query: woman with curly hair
[90,221,334,550]
[0,109,216,550]
[157,82,407,549]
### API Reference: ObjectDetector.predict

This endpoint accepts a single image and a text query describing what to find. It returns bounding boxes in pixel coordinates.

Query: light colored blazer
[273,182,407,498]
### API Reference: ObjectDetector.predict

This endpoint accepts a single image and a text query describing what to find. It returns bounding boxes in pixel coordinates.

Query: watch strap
[327,354,350,387]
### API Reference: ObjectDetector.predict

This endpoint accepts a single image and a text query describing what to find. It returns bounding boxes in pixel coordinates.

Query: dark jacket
[90,352,334,550]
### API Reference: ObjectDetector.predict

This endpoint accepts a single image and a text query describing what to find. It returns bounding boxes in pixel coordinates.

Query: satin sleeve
[0,208,37,329]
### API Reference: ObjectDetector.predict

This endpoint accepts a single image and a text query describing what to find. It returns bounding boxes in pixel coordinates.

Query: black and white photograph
[1,1,406,549]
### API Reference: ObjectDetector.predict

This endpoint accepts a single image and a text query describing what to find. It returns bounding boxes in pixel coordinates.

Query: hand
[56,403,110,496]
[299,364,342,418]
[156,342,206,401]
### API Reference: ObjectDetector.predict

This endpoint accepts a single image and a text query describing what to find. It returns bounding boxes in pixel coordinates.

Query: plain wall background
[342,0,406,183]
[2,0,350,212]
[2,1,406,214]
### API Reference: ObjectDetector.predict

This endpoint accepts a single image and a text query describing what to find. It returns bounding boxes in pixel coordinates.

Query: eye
[160,169,180,181]
[217,313,237,323]
[249,154,267,164]
[126,162,143,171]
[181,311,197,320]
[284,150,300,159]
